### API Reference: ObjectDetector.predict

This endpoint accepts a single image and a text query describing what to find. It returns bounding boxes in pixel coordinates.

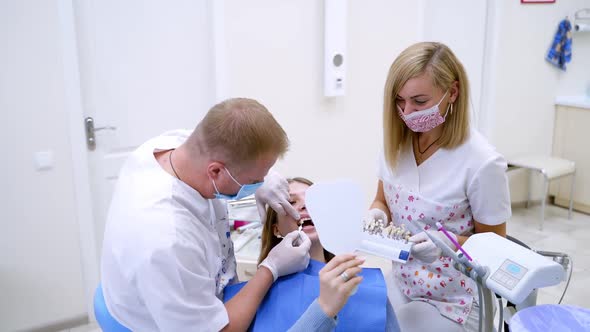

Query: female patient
[225,177,399,331]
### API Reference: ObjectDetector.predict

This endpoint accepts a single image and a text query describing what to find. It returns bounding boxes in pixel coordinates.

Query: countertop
[555,96,590,109]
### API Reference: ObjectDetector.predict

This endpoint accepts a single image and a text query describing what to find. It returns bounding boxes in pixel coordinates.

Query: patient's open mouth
[300,217,314,228]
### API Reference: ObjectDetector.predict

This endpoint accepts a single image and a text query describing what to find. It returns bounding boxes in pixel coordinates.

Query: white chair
[508,156,576,230]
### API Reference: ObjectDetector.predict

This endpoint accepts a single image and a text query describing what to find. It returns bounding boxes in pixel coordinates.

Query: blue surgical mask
[212,167,264,201]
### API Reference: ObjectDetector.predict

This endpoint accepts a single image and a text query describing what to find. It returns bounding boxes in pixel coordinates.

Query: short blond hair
[188,98,289,167]
[383,42,470,169]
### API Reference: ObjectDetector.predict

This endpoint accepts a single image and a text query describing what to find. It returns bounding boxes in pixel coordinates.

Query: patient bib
[223,260,387,331]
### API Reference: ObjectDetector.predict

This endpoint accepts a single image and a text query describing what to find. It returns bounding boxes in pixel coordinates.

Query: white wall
[222,0,590,205]
[488,0,590,202]
[0,1,87,330]
[222,0,590,206]
[558,6,590,97]
[421,0,488,130]
[222,0,424,203]
[221,0,493,205]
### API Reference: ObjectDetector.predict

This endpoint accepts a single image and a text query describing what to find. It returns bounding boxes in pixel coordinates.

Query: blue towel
[546,18,572,71]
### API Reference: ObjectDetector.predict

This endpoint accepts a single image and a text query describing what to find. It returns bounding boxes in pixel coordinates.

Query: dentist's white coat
[101,130,236,332]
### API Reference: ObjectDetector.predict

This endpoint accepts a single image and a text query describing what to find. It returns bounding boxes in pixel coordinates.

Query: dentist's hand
[255,170,300,222]
[259,230,311,281]
[318,254,365,317]
[363,208,389,225]
[409,230,457,264]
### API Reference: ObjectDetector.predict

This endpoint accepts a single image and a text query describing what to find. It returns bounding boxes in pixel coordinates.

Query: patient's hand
[317,254,365,317]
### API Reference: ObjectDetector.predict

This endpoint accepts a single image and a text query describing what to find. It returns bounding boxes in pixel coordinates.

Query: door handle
[85,117,116,150]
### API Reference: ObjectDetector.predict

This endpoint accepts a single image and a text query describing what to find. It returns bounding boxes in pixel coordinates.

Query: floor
[67,205,589,332]
[58,323,99,332]
[507,204,590,307]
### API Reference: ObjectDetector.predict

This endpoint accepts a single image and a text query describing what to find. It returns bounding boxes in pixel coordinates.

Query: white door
[74,1,217,261]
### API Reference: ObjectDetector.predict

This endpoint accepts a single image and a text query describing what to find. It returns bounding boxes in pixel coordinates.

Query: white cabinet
[552,104,590,213]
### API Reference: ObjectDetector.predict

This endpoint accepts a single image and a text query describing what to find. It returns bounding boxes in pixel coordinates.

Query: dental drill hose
[477,280,484,332]
[407,224,492,331]
[535,250,573,304]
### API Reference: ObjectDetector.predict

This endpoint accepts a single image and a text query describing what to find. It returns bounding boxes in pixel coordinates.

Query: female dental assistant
[365,42,511,332]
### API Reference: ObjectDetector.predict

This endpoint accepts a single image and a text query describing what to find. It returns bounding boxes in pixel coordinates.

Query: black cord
[417,135,441,154]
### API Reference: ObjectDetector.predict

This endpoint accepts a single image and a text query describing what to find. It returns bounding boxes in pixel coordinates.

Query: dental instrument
[295,220,303,246]
[236,221,262,234]
[436,222,473,261]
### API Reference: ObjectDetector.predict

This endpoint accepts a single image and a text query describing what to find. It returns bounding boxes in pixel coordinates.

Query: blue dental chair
[94,284,131,332]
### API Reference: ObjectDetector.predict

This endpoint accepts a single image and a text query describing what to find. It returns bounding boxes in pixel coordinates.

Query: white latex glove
[259,230,311,281]
[317,254,365,317]
[255,170,300,222]
[363,208,388,225]
[409,230,457,264]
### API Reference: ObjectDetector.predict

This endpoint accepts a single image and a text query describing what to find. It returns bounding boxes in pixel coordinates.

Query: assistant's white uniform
[101,130,236,332]
[379,129,511,331]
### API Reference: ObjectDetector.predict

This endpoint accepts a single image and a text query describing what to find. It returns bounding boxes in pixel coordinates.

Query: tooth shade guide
[363,219,411,242]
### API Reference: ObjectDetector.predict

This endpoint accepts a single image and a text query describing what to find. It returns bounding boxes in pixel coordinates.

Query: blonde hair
[258,177,334,265]
[187,98,289,169]
[383,42,470,169]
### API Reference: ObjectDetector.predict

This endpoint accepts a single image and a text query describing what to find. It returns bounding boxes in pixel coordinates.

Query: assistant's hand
[317,254,365,317]
[259,230,311,281]
[363,208,388,225]
[255,170,300,222]
[409,230,457,263]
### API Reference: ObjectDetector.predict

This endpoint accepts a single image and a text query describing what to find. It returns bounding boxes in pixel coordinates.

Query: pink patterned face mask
[397,91,450,132]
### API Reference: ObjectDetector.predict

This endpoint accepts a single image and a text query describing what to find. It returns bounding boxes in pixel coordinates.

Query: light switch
[34,151,54,171]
